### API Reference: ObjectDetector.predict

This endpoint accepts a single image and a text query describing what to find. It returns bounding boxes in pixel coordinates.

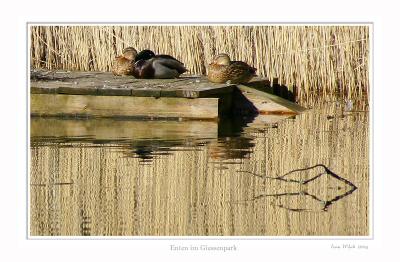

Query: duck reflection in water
[128,115,257,162]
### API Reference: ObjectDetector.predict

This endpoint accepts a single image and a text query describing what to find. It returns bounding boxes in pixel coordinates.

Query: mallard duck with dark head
[112,47,138,76]
[133,50,187,79]
[207,53,257,84]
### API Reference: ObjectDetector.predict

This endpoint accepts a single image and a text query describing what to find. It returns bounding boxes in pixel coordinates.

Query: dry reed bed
[30,25,369,100]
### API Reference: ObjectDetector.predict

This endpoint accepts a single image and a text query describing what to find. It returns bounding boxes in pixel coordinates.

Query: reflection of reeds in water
[30,25,369,100]
[30,101,369,236]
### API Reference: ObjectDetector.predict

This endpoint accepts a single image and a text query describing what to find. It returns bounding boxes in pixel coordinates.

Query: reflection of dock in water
[31,107,295,162]
[31,117,216,161]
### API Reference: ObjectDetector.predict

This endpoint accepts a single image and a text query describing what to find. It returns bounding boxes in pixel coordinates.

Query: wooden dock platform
[30,70,306,120]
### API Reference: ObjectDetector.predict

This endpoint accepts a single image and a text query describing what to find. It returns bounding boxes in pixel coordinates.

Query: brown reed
[30,25,370,101]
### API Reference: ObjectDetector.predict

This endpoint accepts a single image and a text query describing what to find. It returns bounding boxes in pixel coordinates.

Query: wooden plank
[97,87,132,96]
[30,70,235,98]
[245,78,297,101]
[236,84,306,114]
[58,86,98,95]
[31,94,219,119]
[31,86,58,94]
[176,90,199,98]
[160,89,180,97]
[31,118,218,141]
[131,89,161,97]
[197,85,234,97]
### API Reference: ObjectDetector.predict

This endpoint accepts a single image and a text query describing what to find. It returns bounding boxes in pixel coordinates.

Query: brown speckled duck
[133,50,187,79]
[207,53,257,84]
[112,47,138,76]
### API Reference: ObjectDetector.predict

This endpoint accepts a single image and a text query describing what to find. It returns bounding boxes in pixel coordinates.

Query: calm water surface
[30,99,369,236]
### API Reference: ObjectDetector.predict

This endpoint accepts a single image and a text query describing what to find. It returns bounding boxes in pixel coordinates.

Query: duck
[112,47,137,76]
[133,50,187,79]
[207,53,257,84]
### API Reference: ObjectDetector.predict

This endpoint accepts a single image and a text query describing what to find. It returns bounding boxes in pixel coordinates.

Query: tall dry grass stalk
[30,25,370,101]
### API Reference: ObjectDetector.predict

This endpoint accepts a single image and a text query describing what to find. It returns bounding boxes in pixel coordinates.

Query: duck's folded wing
[156,57,187,74]
[157,55,183,63]
[230,61,257,75]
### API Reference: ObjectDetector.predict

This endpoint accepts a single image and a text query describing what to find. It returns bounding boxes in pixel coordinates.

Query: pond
[29,98,369,236]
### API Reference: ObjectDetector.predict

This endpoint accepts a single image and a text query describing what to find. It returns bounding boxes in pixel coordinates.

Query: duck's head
[122,47,138,61]
[135,49,156,62]
[211,53,231,65]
